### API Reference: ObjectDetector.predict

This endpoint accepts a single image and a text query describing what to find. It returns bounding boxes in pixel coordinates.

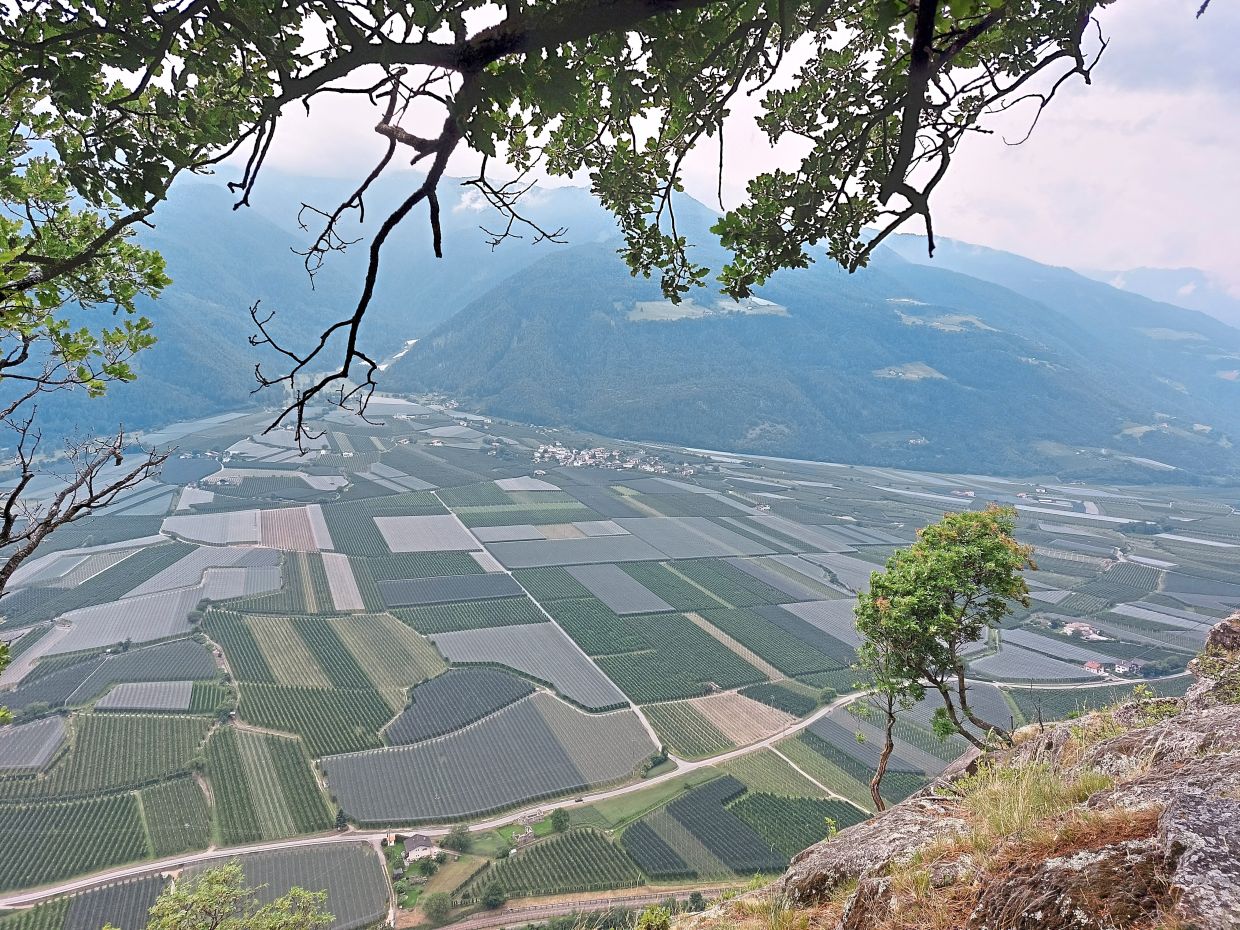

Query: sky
[258,0,1240,293]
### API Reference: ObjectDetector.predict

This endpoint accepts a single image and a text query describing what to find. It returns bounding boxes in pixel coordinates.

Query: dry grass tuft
[952,760,1113,847]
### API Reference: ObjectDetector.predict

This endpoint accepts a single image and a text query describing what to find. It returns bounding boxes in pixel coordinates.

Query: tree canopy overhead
[2,0,1105,435]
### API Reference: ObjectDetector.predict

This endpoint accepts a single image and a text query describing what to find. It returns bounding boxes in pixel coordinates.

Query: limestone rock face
[729,615,1240,930]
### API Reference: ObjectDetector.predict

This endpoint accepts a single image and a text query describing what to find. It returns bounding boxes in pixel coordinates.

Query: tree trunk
[869,699,896,812]
[932,681,988,751]
[954,664,1011,744]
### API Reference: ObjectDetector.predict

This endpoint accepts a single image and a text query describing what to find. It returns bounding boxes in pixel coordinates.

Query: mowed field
[1,405,1237,911]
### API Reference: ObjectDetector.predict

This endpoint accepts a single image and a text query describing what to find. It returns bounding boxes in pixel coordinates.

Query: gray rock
[967,839,1166,930]
[778,794,969,905]
[1161,795,1240,928]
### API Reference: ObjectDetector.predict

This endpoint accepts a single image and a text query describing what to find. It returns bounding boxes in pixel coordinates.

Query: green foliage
[135,863,331,930]
[855,506,1034,742]
[635,906,671,930]
[441,823,472,853]
[480,882,507,910]
[549,808,570,833]
[422,892,452,922]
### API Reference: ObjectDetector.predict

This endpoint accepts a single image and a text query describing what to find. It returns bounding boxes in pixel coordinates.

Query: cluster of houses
[1083,658,1145,677]
[533,443,696,476]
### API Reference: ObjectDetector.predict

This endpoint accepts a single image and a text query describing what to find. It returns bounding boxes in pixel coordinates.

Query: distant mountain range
[39,173,1240,481]
[1078,266,1240,329]
[384,202,1240,480]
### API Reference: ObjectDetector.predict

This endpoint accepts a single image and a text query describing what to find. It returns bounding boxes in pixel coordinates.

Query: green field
[206,727,331,844]
[0,715,209,801]
[459,830,643,901]
[644,702,734,759]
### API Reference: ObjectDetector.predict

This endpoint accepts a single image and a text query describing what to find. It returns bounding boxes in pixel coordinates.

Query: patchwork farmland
[1,403,1236,922]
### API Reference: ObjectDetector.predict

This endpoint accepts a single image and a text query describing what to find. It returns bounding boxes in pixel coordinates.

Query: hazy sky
[260,0,1239,291]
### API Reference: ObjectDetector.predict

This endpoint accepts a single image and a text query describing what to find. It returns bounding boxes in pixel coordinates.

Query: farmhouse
[1083,660,1106,675]
[403,834,436,861]
[1114,659,1145,675]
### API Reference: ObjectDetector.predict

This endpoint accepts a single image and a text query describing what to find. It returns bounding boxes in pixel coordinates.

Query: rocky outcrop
[704,615,1240,930]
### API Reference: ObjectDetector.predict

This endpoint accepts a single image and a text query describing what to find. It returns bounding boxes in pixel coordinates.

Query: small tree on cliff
[854,637,920,812]
[855,505,1033,757]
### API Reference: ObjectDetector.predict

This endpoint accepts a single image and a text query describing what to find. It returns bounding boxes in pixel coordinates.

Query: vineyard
[189,681,230,714]
[202,610,275,683]
[454,505,601,528]
[139,777,211,856]
[363,550,485,579]
[792,731,927,810]
[663,776,785,874]
[643,702,733,759]
[729,793,867,859]
[697,608,842,676]
[594,612,765,703]
[320,505,394,557]
[459,830,643,901]
[323,694,654,823]
[511,567,595,601]
[718,750,827,798]
[0,895,67,930]
[188,844,390,930]
[1004,675,1192,723]
[543,599,648,655]
[0,715,209,801]
[206,728,331,844]
[392,597,544,633]
[0,794,147,891]
[325,612,445,691]
[12,543,195,625]
[617,562,725,611]
[69,638,219,704]
[65,877,166,930]
[430,623,627,709]
[437,483,515,507]
[238,684,393,756]
[668,560,791,608]
[386,668,534,745]
[619,821,695,880]
[739,682,817,717]
[291,615,375,689]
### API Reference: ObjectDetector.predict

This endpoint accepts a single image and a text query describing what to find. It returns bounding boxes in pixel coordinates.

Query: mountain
[32,175,616,438]
[32,174,1240,480]
[385,220,1240,480]
[1077,266,1240,329]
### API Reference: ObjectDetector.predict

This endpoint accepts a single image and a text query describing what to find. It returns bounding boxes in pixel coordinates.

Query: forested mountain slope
[386,231,1240,479]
